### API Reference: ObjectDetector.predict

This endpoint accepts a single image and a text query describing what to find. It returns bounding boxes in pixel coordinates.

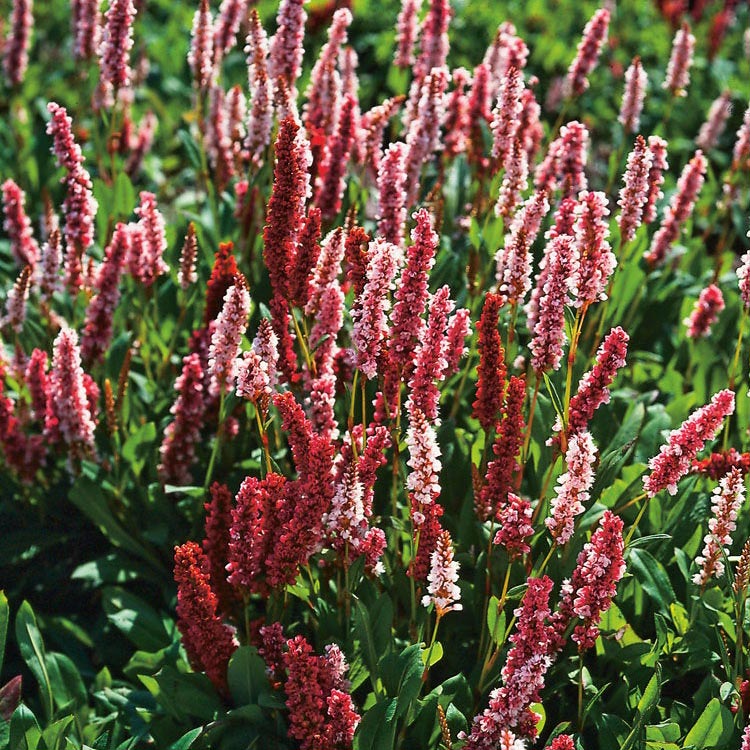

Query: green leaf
[8,704,41,750]
[486,597,506,646]
[683,699,734,749]
[354,699,398,750]
[167,728,203,750]
[102,587,171,651]
[629,548,676,615]
[421,641,443,667]
[227,646,270,705]
[69,477,162,569]
[15,602,53,721]
[395,643,424,718]
[621,664,661,750]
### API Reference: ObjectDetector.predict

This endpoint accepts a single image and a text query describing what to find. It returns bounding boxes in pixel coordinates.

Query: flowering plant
[3,0,750,749]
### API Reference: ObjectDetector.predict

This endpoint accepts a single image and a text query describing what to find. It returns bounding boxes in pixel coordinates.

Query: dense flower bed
[4,0,750,748]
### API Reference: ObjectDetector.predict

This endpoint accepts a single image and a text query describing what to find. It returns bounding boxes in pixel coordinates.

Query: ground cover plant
[4,0,750,748]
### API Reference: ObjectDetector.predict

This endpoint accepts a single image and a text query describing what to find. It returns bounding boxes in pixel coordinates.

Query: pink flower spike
[495,138,529,218]
[643,135,668,225]
[268,0,307,99]
[550,510,625,651]
[72,0,101,60]
[46,102,99,259]
[188,0,213,90]
[645,149,706,268]
[130,191,169,286]
[244,9,273,165]
[97,0,137,108]
[546,431,597,545]
[663,21,695,97]
[45,326,98,461]
[493,492,533,559]
[377,141,409,246]
[212,0,247,67]
[619,56,648,134]
[564,7,610,98]
[1,179,40,269]
[443,67,471,158]
[696,90,733,151]
[3,0,33,86]
[617,135,654,244]
[406,407,442,509]
[572,190,615,308]
[563,326,629,438]
[3,265,32,333]
[529,235,575,375]
[404,67,449,205]
[394,0,422,68]
[406,285,454,423]
[81,223,131,363]
[491,66,524,169]
[178,223,198,290]
[413,0,451,83]
[315,94,357,220]
[39,227,62,301]
[684,283,724,339]
[422,529,462,615]
[496,189,550,307]
[351,238,400,379]
[693,467,745,586]
[208,276,251,397]
[462,576,554,744]
[158,354,206,485]
[643,389,735,497]
[390,208,438,369]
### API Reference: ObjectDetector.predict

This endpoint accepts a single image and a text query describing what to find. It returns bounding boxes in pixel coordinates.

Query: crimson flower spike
[472,292,506,434]
[174,542,237,695]
[263,117,312,300]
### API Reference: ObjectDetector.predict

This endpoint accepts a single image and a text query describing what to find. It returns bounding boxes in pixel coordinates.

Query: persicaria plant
[4,0,750,749]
